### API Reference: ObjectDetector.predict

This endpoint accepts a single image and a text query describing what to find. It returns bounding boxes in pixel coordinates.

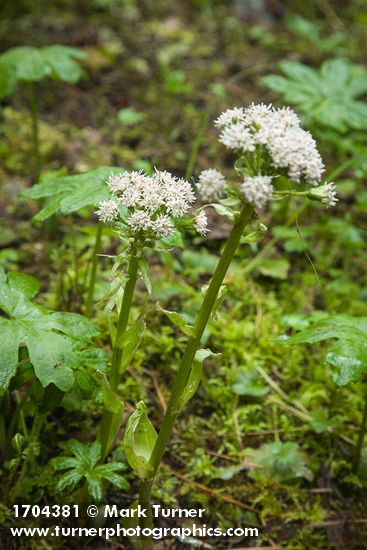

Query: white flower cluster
[96,169,208,238]
[321,182,338,208]
[194,211,209,235]
[196,169,227,202]
[309,181,338,209]
[215,103,325,185]
[96,199,119,223]
[241,175,274,209]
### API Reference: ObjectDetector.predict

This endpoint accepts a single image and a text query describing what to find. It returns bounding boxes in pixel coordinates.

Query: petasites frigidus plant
[94,168,206,460]
[120,103,337,547]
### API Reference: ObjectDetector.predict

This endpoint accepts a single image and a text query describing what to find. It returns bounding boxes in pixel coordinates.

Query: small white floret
[196,169,227,202]
[194,211,209,235]
[95,199,119,223]
[127,210,152,233]
[241,175,274,209]
[152,214,174,238]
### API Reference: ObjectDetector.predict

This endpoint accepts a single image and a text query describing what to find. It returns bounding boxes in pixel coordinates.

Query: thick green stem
[148,203,253,476]
[85,222,103,317]
[148,204,252,474]
[353,388,367,473]
[131,203,253,550]
[138,479,153,548]
[139,479,153,529]
[99,242,139,460]
[135,204,253,542]
[28,82,41,183]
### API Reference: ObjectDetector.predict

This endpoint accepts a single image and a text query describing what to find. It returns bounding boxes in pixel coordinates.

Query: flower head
[218,122,255,153]
[194,211,209,235]
[322,182,338,208]
[127,210,152,233]
[196,169,227,202]
[216,103,324,186]
[97,169,203,238]
[95,199,119,223]
[309,182,338,208]
[241,175,274,209]
[152,214,174,238]
[214,107,246,128]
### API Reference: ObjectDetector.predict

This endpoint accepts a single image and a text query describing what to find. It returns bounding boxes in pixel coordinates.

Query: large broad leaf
[41,45,86,84]
[21,167,121,221]
[327,339,367,387]
[279,315,367,386]
[0,268,99,391]
[123,401,157,479]
[262,58,367,132]
[0,45,87,98]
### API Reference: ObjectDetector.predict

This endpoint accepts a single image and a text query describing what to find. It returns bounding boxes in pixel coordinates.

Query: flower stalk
[99,240,140,460]
[137,202,253,529]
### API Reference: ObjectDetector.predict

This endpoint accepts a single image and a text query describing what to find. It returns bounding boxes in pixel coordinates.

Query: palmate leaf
[262,58,367,132]
[21,166,121,221]
[0,45,87,99]
[51,440,129,500]
[279,315,367,386]
[0,268,98,391]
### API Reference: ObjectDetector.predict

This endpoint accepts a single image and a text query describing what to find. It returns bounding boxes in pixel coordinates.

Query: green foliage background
[1,0,367,548]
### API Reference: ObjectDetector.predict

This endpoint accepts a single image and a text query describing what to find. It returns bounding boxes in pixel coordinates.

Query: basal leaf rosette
[196,103,338,212]
[95,169,208,240]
